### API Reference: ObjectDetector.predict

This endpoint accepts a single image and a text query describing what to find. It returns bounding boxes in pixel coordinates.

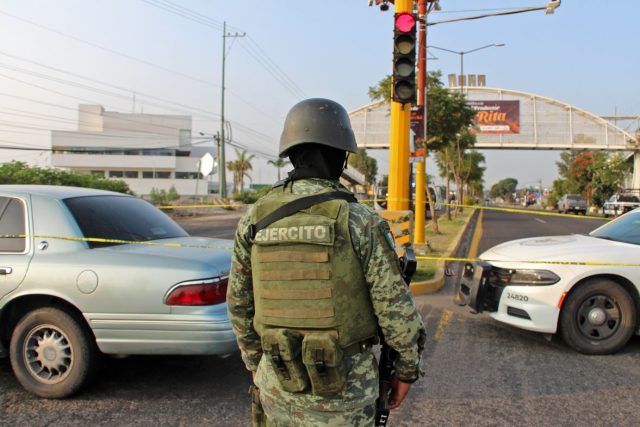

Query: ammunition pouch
[261,329,309,393]
[302,333,347,397]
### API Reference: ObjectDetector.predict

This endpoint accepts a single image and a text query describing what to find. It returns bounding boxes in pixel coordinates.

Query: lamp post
[428,43,505,93]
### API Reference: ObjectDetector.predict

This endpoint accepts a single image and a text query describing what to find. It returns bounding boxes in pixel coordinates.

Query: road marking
[433,309,453,341]
[535,218,547,224]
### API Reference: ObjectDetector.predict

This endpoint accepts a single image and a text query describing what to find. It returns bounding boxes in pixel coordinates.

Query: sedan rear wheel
[9,307,97,398]
[560,279,636,355]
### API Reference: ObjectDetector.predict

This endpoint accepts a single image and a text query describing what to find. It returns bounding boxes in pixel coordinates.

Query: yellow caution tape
[157,198,609,222]
[1,234,231,250]
[416,255,640,268]
[448,202,606,220]
[2,234,637,267]
[157,203,240,209]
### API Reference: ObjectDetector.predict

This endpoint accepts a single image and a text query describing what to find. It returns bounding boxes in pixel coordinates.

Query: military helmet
[279,98,357,158]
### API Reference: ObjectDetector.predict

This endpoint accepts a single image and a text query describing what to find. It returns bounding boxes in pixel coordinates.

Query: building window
[124,171,139,178]
[109,171,124,178]
[141,171,171,179]
[175,172,199,179]
[91,170,105,177]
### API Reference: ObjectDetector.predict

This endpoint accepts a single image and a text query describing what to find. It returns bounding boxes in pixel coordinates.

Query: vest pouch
[261,328,309,393]
[302,333,346,397]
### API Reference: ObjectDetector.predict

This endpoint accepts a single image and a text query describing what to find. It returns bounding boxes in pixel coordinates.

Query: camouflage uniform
[227,178,426,426]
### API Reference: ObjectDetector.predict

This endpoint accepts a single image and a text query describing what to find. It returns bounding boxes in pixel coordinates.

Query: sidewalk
[409,209,477,295]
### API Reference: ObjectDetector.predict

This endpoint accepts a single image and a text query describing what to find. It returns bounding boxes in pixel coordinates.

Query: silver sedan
[0,185,237,398]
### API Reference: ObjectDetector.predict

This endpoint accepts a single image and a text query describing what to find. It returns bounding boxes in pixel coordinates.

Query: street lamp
[428,43,505,93]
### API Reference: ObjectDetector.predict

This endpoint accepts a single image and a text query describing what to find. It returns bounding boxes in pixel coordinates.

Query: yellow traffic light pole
[388,0,413,211]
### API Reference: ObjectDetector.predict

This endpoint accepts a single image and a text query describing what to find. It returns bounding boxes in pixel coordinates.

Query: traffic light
[392,12,417,104]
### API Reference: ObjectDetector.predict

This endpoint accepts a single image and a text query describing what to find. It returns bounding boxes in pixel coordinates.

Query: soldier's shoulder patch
[378,222,396,250]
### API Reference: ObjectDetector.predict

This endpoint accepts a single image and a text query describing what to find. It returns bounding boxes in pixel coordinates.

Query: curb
[409,209,478,295]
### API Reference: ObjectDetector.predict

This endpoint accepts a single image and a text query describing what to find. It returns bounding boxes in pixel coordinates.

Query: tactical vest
[250,188,378,349]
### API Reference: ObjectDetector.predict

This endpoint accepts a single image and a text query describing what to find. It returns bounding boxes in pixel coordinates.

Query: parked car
[557,194,587,215]
[457,209,640,355]
[0,185,236,398]
[602,193,640,218]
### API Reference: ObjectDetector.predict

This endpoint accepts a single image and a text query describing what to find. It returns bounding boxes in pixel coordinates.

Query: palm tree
[227,149,255,194]
[267,158,289,181]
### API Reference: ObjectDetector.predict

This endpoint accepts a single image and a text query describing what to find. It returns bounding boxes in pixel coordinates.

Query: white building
[51,105,216,196]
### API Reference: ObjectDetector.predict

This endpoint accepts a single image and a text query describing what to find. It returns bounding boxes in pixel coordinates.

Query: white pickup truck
[602,194,640,217]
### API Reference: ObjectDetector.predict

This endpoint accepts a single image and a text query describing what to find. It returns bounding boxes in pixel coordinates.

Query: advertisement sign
[468,100,520,134]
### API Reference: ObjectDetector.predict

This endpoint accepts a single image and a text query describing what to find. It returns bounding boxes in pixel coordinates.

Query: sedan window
[64,195,188,248]
[590,211,640,245]
[0,197,26,252]
[619,195,639,203]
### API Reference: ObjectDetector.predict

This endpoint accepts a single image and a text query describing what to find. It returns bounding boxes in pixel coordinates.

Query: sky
[0,0,638,191]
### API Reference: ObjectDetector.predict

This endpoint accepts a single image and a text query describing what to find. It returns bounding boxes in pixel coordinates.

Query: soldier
[227,98,426,426]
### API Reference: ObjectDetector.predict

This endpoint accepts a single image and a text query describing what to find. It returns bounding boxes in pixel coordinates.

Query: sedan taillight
[164,277,228,306]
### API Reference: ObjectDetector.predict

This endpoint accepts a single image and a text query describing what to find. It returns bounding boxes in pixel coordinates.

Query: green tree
[368,71,477,227]
[267,158,289,181]
[227,149,255,195]
[552,149,631,207]
[489,178,518,201]
[0,161,131,194]
[435,131,479,212]
[590,152,631,206]
[348,148,378,186]
[368,75,392,102]
[461,150,486,202]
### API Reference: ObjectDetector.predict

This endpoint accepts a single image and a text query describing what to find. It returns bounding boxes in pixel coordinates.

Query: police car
[458,209,640,355]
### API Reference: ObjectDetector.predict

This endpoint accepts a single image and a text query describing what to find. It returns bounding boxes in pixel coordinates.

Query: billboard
[468,100,520,134]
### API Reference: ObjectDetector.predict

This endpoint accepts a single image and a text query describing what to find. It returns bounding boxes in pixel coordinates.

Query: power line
[0,6,277,130]
[0,54,279,146]
[0,9,214,87]
[140,0,306,99]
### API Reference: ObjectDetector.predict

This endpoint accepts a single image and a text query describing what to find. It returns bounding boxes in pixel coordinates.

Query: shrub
[0,162,132,194]
[149,186,180,205]
[232,186,271,204]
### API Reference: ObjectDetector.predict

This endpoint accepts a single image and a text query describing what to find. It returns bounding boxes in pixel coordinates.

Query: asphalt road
[2,208,640,426]
[476,206,607,255]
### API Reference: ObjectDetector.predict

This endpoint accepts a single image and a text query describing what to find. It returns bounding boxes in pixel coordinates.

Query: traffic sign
[199,153,215,177]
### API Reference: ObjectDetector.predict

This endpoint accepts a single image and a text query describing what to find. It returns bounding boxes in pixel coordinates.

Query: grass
[412,209,473,281]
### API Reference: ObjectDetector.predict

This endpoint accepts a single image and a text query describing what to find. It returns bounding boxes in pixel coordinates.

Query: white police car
[458,209,640,355]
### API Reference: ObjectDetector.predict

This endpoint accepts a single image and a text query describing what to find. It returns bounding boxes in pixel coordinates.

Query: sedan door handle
[0,267,13,275]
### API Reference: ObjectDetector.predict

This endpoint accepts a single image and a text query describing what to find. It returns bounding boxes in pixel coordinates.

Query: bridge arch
[349,86,639,187]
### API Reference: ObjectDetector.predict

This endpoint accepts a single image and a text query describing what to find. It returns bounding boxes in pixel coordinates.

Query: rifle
[249,385,267,427]
[375,247,417,427]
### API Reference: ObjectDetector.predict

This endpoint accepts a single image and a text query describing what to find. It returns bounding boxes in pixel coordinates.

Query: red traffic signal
[394,12,415,33]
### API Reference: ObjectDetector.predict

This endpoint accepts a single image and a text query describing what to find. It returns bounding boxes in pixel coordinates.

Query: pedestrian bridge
[349,86,640,188]
[349,86,638,151]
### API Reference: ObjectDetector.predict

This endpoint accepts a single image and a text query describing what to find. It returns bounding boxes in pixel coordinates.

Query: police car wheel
[559,279,636,355]
[9,307,97,398]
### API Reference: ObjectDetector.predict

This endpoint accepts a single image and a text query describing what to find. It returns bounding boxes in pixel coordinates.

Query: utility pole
[219,21,245,198]
[413,0,427,243]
